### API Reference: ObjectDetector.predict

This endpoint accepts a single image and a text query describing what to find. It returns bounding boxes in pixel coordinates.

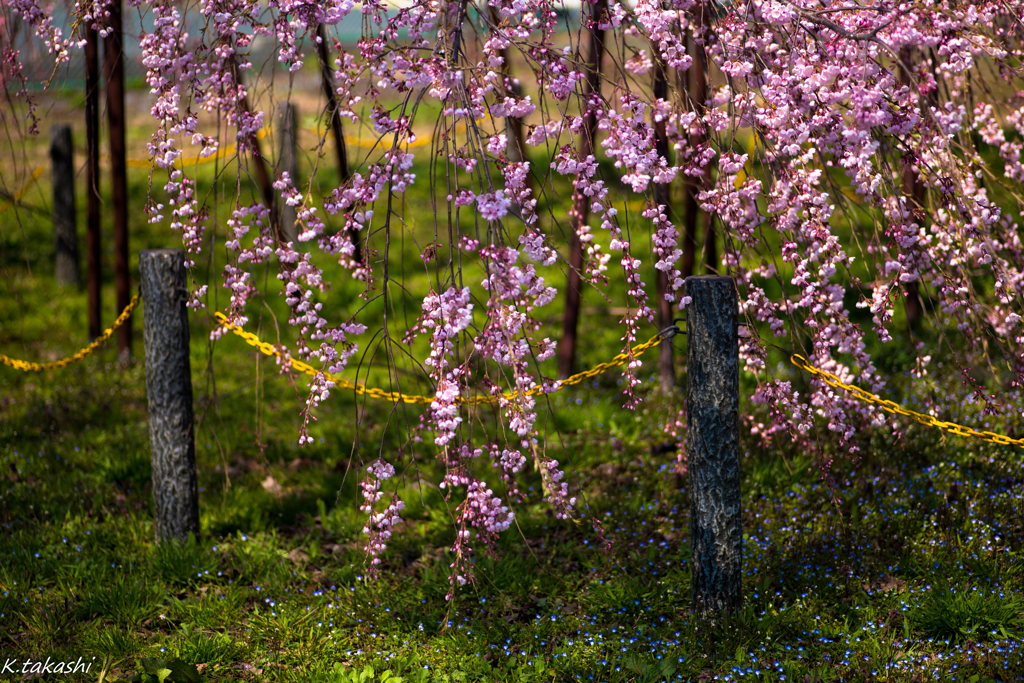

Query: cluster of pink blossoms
[358,460,405,576]
[12,0,1024,586]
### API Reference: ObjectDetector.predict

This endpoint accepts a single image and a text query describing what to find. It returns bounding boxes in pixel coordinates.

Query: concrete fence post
[278,102,299,245]
[51,125,79,287]
[685,275,742,619]
[140,249,200,543]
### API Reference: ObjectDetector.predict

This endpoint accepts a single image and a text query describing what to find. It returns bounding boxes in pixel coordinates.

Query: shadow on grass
[203,468,360,538]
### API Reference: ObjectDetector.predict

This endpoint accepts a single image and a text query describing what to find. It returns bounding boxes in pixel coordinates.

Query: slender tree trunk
[85,22,101,341]
[557,0,607,379]
[703,216,717,274]
[652,54,675,390]
[899,50,924,331]
[230,56,281,247]
[506,81,527,165]
[316,24,362,264]
[104,0,131,359]
[682,7,714,278]
[487,7,528,168]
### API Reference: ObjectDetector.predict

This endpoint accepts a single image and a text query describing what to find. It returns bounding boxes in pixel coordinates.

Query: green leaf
[165,659,204,683]
[140,659,168,675]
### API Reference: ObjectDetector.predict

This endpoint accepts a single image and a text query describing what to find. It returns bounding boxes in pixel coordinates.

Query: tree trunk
[652,55,675,390]
[557,0,607,379]
[686,275,743,620]
[85,22,101,340]
[487,6,529,168]
[899,49,925,331]
[105,0,131,359]
[230,55,280,247]
[682,7,713,278]
[315,24,361,264]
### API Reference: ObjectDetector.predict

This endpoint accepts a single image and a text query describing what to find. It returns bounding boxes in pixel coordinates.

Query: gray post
[140,249,200,543]
[277,102,299,245]
[686,275,742,619]
[51,125,79,287]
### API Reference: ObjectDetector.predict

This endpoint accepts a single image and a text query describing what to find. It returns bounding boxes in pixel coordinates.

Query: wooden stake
[686,275,743,620]
[141,249,200,544]
[51,125,79,287]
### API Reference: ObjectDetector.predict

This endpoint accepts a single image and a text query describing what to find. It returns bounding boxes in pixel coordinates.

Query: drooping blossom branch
[12,0,1024,590]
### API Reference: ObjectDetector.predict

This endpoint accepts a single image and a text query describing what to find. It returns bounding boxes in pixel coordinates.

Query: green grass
[3,90,1024,683]
[3,313,1024,682]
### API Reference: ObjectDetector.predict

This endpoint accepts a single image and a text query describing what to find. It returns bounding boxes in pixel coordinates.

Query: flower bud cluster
[358,461,404,576]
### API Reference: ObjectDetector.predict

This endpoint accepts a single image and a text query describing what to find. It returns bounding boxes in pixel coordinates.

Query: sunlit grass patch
[911,580,1024,644]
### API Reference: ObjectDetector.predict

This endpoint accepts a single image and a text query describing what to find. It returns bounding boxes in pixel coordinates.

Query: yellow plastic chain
[4,296,1017,449]
[213,311,664,406]
[215,316,1024,446]
[0,166,45,215]
[0,295,140,372]
[790,354,1024,447]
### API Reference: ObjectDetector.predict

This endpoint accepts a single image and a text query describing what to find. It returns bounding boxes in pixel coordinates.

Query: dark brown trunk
[682,14,710,279]
[86,23,101,340]
[316,24,361,263]
[652,55,675,389]
[229,56,281,247]
[487,7,528,169]
[104,0,131,359]
[557,0,607,379]
[507,81,527,165]
[899,50,924,331]
[703,217,717,274]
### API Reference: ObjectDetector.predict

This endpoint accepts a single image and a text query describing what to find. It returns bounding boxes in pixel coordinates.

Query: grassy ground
[3,82,1024,683]
[3,329,1024,683]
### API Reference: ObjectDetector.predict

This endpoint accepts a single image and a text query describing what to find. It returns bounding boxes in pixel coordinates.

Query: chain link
[213,311,665,406]
[790,354,1024,448]
[0,295,139,372]
[7,300,1016,449]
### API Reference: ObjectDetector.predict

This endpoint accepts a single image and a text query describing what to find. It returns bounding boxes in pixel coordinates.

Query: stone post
[51,125,79,287]
[278,102,299,245]
[140,249,200,543]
